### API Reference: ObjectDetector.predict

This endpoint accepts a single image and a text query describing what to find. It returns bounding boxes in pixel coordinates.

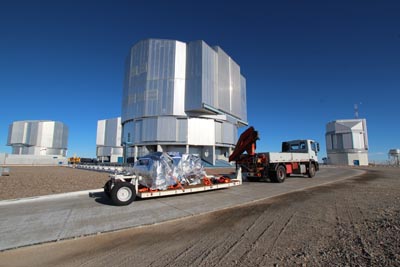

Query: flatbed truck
[229,127,320,183]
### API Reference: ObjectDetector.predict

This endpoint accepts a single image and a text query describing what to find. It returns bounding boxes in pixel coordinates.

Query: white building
[7,120,68,156]
[96,117,123,163]
[325,119,369,166]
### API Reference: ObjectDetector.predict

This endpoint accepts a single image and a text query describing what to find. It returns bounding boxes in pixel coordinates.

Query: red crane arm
[229,126,259,162]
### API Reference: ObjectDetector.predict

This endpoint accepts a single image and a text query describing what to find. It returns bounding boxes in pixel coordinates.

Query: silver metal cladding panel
[122,39,150,122]
[185,41,218,111]
[173,41,186,115]
[157,117,177,141]
[146,40,176,116]
[134,120,142,143]
[7,121,26,144]
[215,121,222,143]
[7,124,14,145]
[97,118,121,147]
[229,58,241,118]
[216,46,230,112]
[52,121,69,149]
[325,134,332,150]
[185,42,245,119]
[148,39,176,80]
[187,118,215,146]
[342,133,353,149]
[221,122,236,145]
[176,118,188,142]
[104,118,121,147]
[362,119,368,149]
[215,46,245,119]
[142,117,157,142]
[113,147,123,155]
[39,121,68,149]
[97,146,112,157]
[124,117,188,144]
[28,121,39,146]
[123,39,188,123]
[39,122,55,148]
[96,120,106,146]
[121,56,131,122]
[240,75,247,121]
[185,40,204,111]
[201,42,218,108]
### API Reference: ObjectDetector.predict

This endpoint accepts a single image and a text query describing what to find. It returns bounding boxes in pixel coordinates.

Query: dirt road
[1,167,399,266]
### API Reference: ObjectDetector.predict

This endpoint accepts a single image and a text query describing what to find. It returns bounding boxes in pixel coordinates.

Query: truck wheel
[104,180,112,198]
[307,164,316,178]
[274,165,286,183]
[110,182,136,206]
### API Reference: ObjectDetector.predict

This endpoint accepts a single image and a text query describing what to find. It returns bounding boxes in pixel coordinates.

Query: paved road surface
[0,167,363,251]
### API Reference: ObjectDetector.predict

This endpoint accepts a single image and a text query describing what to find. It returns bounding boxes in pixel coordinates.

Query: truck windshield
[291,142,306,151]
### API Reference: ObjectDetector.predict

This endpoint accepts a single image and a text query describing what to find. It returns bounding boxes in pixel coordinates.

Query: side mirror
[316,143,320,152]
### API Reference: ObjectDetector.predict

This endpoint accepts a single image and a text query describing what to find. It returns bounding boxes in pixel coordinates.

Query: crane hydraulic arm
[229,126,259,162]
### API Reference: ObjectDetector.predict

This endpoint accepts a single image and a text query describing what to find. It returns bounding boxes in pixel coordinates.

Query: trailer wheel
[307,163,316,178]
[274,165,286,183]
[104,180,112,198]
[110,182,136,206]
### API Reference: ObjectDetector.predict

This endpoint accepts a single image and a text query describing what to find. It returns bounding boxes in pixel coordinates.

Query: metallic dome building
[325,119,369,166]
[121,39,247,164]
[7,120,68,157]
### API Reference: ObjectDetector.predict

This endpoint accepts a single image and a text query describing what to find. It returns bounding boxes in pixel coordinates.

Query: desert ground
[0,166,110,200]
[0,166,399,266]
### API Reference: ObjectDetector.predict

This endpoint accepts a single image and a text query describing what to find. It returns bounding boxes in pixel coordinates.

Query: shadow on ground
[89,192,114,206]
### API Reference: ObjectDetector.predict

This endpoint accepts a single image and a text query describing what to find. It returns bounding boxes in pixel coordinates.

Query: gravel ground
[0,166,235,201]
[0,166,110,200]
[0,167,399,266]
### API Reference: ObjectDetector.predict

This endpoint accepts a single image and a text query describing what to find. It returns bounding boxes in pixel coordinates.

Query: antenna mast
[354,103,359,119]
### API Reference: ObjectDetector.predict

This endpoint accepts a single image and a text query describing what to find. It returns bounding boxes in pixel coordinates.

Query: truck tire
[110,182,136,206]
[307,163,316,178]
[104,180,112,198]
[273,165,286,183]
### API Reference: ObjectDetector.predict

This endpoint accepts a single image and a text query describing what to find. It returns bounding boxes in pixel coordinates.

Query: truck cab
[281,139,320,162]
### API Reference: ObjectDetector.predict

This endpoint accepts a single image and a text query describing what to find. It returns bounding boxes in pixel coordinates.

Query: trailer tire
[273,165,286,183]
[110,182,136,206]
[104,180,112,198]
[307,163,316,178]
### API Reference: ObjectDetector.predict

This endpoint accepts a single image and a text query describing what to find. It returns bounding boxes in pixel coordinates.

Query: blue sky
[0,0,399,162]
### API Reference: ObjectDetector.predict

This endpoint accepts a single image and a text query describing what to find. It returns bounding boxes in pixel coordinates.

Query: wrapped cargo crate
[131,152,205,190]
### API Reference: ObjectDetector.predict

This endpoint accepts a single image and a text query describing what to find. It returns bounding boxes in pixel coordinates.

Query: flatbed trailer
[104,169,242,206]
